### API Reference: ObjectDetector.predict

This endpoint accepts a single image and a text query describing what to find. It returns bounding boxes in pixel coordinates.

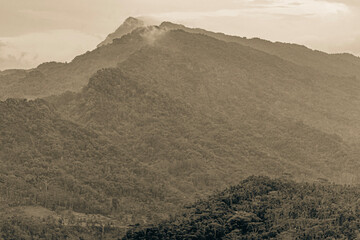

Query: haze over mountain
[97,17,146,48]
[1,17,360,239]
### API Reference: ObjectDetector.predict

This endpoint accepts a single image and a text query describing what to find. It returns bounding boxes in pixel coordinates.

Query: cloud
[0,0,127,37]
[0,30,101,70]
[140,27,167,45]
[144,0,359,57]
[148,0,349,21]
[326,35,360,56]
[318,0,360,7]
[0,42,32,70]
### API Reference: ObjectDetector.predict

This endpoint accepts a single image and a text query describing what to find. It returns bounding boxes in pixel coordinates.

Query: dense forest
[124,176,360,240]
[3,177,360,239]
[0,98,186,227]
[2,17,360,239]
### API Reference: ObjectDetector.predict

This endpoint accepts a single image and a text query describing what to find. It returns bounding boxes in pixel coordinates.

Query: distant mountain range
[1,17,360,239]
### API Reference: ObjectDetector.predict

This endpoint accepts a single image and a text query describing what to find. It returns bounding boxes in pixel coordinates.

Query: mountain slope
[0,27,148,100]
[0,98,186,225]
[114,29,360,145]
[160,21,360,79]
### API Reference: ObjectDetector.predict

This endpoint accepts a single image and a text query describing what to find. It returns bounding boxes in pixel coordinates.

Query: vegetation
[0,98,184,226]
[124,176,360,240]
[160,21,360,79]
[1,18,360,239]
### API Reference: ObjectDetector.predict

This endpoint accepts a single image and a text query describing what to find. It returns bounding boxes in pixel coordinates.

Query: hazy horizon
[1,0,360,70]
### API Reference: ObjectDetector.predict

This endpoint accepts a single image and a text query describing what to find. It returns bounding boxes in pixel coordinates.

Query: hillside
[50,64,357,185]
[0,98,188,227]
[160,22,360,79]
[124,176,360,240]
[113,28,360,146]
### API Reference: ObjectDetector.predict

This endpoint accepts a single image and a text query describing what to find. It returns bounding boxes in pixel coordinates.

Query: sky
[0,0,359,70]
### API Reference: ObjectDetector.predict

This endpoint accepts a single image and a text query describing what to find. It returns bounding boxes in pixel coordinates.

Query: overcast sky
[0,0,359,70]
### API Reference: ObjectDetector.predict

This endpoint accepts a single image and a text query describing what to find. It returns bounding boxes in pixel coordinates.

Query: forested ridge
[124,176,360,240]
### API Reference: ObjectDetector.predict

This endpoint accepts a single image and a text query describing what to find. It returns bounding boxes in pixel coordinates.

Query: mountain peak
[97,17,145,47]
[123,17,143,25]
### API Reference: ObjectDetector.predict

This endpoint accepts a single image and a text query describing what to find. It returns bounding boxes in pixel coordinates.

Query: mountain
[124,176,360,240]
[49,40,358,184]
[97,17,145,47]
[2,18,360,103]
[2,17,360,239]
[2,18,360,144]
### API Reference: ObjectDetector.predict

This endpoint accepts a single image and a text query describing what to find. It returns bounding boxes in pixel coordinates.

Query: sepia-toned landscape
[1,1,360,239]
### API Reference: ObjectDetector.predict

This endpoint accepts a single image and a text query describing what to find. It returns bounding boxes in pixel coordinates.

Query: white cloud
[149,0,349,21]
[0,30,101,70]
[260,0,349,15]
